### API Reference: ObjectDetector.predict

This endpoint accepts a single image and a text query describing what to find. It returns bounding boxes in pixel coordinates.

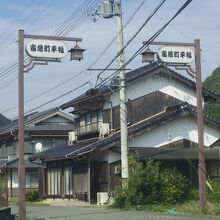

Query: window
[27,173,38,188]
[64,167,73,195]
[47,168,61,196]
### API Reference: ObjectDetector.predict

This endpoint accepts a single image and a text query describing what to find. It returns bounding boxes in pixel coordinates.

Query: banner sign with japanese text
[158,46,194,64]
[25,39,67,59]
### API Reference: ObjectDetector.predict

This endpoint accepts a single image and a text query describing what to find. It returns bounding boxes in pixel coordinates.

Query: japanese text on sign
[158,46,194,64]
[25,39,67,59]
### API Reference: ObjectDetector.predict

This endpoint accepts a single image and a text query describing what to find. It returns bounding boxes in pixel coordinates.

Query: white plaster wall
[108,150,120,163]
[41,116,72,124]
[103,74,198,109]
[11,170,18,188]
[129,117,220,148]
[89,149,120,163]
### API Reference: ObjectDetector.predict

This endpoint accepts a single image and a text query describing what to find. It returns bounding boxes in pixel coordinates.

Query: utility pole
[195,39,207,209]
[18,30,83,220]
[18,29,25,220]
[100,0,129,182]
[117,0,129,181]
[144,40,207,209]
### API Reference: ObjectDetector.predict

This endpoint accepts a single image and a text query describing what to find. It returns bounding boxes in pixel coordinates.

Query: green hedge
[208,179,220,204]
[26,190,39,201]
[113,158,191,208]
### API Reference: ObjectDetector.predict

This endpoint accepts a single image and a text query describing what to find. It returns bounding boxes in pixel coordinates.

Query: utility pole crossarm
[24,34,82,42]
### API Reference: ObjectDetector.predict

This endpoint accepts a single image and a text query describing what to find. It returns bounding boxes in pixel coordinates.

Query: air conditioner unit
[99,123,110,139]
[97,192,109,205]
[114,165,121,175]
[68,131,77,145]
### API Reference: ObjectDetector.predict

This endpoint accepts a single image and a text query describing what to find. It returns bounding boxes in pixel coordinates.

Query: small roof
[30,138,99,161]
[0,159,7,167]
[0,158,42,169]
[0,107,74,137]
[141,47,156,54]
[130,139,220,160]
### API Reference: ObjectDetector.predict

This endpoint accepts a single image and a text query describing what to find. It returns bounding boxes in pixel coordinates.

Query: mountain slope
[203,66,220,121]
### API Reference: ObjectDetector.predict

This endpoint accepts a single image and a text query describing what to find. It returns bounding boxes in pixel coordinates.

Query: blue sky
[0,0,219,118]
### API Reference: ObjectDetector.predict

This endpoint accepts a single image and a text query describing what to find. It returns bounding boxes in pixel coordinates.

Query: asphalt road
[11,205,220,220]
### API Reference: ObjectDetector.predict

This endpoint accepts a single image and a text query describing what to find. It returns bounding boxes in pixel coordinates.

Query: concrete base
[45,198,91,207]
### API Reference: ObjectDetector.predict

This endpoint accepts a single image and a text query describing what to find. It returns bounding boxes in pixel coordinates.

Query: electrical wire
[52,0,99,36]
[0,0,147,115]
[88,0,148,70]
[25,81,90,114]
[0,0,35,46]
[97,0,192,88]
[61,0,100,36]
[0,71,87,115]
[0,0,99,92]
[95,0,167,86]
[51,0,90,36]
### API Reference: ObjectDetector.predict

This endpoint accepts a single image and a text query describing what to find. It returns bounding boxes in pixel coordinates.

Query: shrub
[113,157,191,208]
[26,190,39,201]
[208,179,220,203]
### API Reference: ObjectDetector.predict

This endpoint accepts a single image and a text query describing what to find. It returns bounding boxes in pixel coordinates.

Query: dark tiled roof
[210,138,220,147]
[0,159,7,166]
[32,103,220,161]
[60,62,219,110]
[0,107,73,136]
[0,158,42,169]
[0,114,11,129]
[129,145,220,160]
[66,104,220,157]
[30,138,99,161]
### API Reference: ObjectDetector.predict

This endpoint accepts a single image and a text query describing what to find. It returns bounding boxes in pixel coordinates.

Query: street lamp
[143,39,206,209]
[18,29,84,220]
[69,43,86,61]
[141,47,156,63]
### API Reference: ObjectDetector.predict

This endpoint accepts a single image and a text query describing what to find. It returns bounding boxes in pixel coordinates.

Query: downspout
[105,101,113,131]
[110,101,113,131]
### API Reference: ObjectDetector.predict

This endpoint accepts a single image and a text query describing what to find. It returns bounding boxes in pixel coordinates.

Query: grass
[108,200,220,216]
[9,198,49,207]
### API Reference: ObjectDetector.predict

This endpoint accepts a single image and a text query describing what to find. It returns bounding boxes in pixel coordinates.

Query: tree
[203,66,220,121]
[113,158,190,208]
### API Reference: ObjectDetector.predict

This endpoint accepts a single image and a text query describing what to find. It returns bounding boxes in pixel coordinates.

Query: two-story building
[31,62,220,203]
[0,107,74,197]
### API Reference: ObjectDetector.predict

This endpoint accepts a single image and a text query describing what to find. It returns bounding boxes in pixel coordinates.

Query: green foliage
[205,100,220,121]
[188,187,199,201]
[203,66,220,94]
[26,190,39,201]
[208,179,220,204]
[203,65,220,121]
[113,158,191,208]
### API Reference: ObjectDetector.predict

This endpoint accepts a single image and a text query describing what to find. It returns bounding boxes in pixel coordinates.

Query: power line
[1,71,87,115]
[97,0,192,88]
[25,81,90,114]
[88,0,148,70]
[95,0,167,86]
[0,1,99,90]
[51,0,89,36]
[0,0,46,52]
[52,0,99,36]
[61,0,100,36]
[0,0,35,46]
[0,0,148,115]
